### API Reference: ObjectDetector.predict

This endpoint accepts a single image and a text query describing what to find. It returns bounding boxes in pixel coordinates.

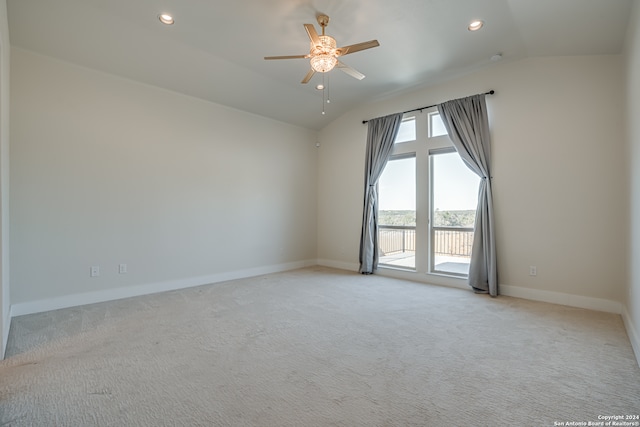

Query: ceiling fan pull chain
[322,73,326,115]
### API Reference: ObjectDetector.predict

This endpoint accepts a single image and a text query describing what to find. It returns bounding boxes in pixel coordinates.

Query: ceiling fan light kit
[310,35,338,72]
[264,14,379,84]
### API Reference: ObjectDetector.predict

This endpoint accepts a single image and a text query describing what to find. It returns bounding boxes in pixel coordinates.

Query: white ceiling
[6,0,633,130]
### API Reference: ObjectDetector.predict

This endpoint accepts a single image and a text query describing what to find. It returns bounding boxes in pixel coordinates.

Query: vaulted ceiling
[6,0,633,130]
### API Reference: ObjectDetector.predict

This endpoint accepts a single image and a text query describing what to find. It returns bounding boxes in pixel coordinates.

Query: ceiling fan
[264,14,379,84]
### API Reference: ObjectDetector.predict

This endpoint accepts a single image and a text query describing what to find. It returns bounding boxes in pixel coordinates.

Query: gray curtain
[359,113,404,274]
[438,94,498,296]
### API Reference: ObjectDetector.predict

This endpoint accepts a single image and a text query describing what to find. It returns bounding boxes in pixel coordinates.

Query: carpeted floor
[1,267,639,426]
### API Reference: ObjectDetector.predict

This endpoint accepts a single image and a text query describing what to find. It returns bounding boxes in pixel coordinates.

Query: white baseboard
[500,284,622,314]
[10,259,317,318]
[621,304,640,368]
[2,306,10,360]
[317,258,359,272]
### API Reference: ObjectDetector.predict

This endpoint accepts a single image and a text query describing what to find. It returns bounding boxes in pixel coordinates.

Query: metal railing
[378,225,416,255]
[433,227,474,257]
[378,225,474,257]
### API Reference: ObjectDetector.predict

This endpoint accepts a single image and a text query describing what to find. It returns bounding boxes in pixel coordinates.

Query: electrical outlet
[119,263,127,274]
[90,266,100,277]
[529,266,537,276]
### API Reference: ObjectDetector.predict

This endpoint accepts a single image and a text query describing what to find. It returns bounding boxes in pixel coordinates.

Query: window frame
[394,116,417,144]
[377,108,471,279]
[428,111,448,138]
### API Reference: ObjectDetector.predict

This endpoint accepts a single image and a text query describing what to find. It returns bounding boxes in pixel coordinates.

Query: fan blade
[304,24,322,48]
[264,54,308,60]
[336,61,365,80]
[301,68,316,84]
[336,40,380,56]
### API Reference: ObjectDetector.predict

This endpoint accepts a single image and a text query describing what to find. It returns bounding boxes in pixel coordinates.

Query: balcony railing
[378,225,474,257]
[432,226,474,257]
[378,225,416,255]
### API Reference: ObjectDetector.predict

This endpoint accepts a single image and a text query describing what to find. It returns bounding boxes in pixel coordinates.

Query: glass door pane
[430,151,480,276]
[378,155,416,270]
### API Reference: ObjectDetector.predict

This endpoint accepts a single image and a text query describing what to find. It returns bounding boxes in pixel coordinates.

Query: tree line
[379,209,475,227]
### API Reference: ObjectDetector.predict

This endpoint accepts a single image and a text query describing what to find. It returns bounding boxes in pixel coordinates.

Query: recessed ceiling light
[158,14,174,25]
[316,84,324,90]
[468,20,484,31]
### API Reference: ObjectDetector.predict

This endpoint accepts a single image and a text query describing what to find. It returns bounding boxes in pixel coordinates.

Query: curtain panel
[358,113,404,274]
[438,94,498,296]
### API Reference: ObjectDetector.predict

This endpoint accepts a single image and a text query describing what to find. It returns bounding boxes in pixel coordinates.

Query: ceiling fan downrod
[317,14,330,36]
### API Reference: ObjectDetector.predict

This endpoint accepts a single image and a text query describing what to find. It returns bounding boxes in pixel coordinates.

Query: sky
[433,152,479,211]
[378,151,479,211]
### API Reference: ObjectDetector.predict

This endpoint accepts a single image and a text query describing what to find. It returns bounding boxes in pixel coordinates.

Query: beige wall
[10,48,318,308]
[0,0,9,358]
[624,0,640,364]
[318,54,627,306]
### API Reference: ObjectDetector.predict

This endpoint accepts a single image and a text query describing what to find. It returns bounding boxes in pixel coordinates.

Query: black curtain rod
[361,90,495,124]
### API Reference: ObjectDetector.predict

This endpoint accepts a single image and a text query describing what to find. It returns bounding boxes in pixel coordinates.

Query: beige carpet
[1,267,639,426]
